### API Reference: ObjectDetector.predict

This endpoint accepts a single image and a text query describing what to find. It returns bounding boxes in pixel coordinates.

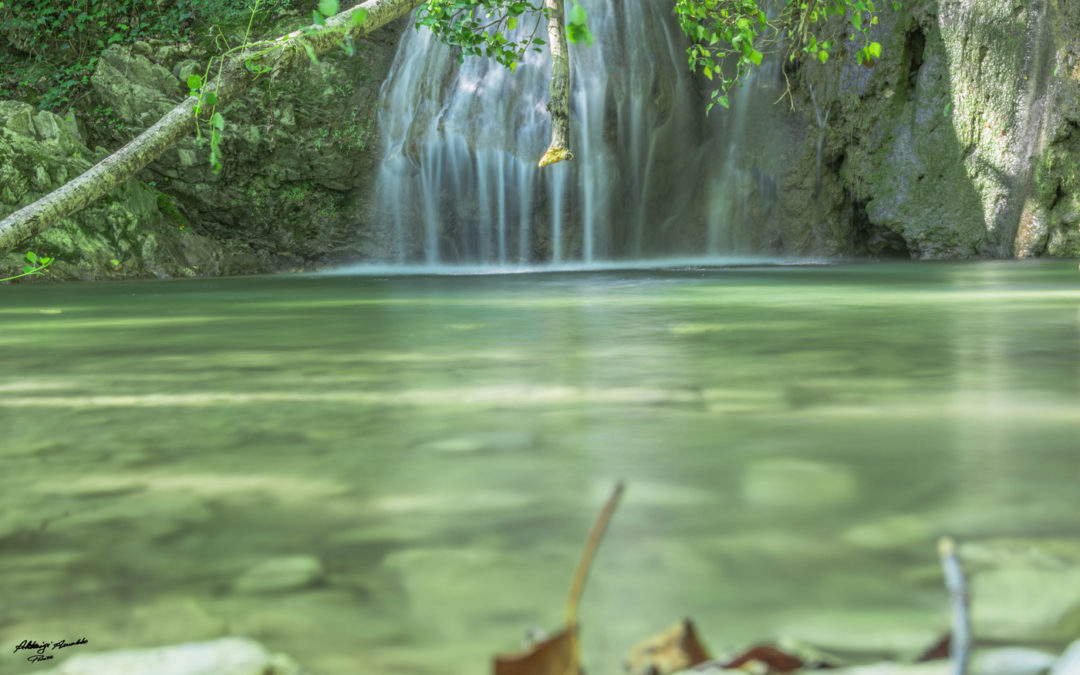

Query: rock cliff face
[1,13,405,281]
[0,100,222,279]
[764,0,1080,258]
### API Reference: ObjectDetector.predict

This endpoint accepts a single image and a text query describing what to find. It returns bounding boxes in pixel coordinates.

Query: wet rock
[28,636,301,675]
[974,647,1059,675]
[775,610,942,659]
[970,566,1080,643]
[233,555,324,594]
[742,459,857,509]
[842,515,933,551]
[126,597,226,644]
[1051,640,1080,675]
[0,98,224,281]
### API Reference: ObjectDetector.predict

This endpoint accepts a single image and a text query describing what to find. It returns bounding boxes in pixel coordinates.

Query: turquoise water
[1,260,1079,674]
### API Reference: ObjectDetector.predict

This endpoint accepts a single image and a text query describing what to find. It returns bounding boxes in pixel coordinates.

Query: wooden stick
[566,481,625,626]
[938,537,971,675]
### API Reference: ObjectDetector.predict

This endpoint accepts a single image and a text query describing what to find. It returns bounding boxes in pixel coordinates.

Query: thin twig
[938,537,971,675]
[566,481,625,626]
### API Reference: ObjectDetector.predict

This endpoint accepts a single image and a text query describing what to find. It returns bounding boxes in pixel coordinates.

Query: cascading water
[371,0,714,265]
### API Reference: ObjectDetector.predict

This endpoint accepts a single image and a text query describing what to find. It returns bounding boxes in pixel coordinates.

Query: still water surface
[1,261,1078,674]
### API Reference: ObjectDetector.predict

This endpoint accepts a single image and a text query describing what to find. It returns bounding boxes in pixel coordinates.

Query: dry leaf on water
[624,618,711,675]
[492,482,625,675]
[721,645,806,672]
[495,626,580,675]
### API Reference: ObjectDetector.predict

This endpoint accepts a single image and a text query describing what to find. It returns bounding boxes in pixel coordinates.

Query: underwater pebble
[233,555,323,594]
[742,458,857,509]
[1050,640,1080,675]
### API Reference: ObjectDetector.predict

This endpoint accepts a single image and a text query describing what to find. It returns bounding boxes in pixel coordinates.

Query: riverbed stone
[971,565,1080,643]
[27,636,301,675]
[742,458,858,509]
[974,648,1060,675]
[842,514,934,551]
[1050,640,1080,675]
[233,555,324,594]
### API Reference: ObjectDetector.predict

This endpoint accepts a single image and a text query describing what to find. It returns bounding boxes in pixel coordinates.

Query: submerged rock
[26,636,301,675]
[1050,640,1080,675]
[970,566,1080,643]
[741,458,858,509]
[233,555,324,594]
[974,647,1059,675]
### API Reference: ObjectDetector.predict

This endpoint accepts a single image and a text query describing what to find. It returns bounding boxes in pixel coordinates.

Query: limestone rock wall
[767,0,1080,259]
[0,101,222,280]
[1,14,405,281]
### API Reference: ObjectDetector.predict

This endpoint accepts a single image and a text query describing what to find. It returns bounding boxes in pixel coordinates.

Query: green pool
[2,260,1078,674]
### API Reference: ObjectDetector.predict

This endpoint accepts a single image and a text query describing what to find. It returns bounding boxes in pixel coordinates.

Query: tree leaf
[317,0,339,17]
[349,8,368,26]
[211,112,225,130]
[568,0,587,25]
[25,251,37,263]
[187,74,202,90]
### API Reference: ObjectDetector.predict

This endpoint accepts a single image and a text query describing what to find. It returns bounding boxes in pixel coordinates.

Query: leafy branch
[1,251,54,282]
[674,0,900,112]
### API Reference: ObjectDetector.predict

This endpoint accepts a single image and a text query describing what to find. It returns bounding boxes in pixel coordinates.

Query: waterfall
[371,0,713,265]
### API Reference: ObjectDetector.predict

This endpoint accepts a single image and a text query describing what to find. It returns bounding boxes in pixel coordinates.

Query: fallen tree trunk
[0,0,424,257]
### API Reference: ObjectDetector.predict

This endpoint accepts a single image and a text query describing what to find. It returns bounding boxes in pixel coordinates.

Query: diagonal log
[0,0,424,257]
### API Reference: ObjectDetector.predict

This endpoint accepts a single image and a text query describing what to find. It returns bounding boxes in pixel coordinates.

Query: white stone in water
[1050,640,1080,675]
[233,555,323,594]
[741,458,857,508]
[30,637,301,675]
[974,648,1059,675]
[971,566,1080,642]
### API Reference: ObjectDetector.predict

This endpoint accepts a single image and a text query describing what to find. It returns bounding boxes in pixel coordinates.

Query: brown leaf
[914,633,951,663]
[625,619,711,675]
[495,625,580,675]
[722,645,804,672]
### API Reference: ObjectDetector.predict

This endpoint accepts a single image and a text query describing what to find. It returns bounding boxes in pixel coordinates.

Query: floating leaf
[625,619,710,675]
[915,633,951,663]
[492,482,624,675]
[722,644,805,672]
[495,627,578,675]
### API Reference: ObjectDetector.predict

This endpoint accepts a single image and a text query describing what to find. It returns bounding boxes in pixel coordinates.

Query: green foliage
[417,0,548,69]
[1,251,54,282]
[566,0,593,46]
[0,0,309,112]
[674,0,901,112]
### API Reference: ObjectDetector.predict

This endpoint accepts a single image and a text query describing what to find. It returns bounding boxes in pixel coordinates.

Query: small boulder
[30,636,301,675]
[233,555,323,594]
